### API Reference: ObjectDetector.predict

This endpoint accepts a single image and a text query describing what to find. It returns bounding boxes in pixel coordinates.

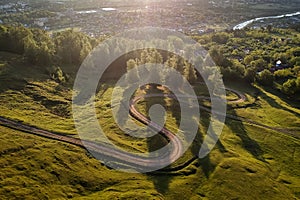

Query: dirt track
[0,87,298,171]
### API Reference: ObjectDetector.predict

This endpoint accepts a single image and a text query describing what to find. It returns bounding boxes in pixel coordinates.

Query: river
[233,11,300,30]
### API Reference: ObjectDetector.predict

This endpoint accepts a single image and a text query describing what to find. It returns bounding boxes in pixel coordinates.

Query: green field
[0,51,299,199]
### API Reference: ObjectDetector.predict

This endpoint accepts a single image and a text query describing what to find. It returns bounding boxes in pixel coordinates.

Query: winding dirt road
[0,87,298,171]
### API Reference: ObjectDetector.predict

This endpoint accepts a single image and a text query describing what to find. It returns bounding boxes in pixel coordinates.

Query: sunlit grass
[0,51,299,199]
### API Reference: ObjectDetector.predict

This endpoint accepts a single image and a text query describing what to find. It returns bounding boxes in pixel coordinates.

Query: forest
[0,25,299,97]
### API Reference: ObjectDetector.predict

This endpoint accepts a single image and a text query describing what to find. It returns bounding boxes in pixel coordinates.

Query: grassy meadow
[0,51,299,199]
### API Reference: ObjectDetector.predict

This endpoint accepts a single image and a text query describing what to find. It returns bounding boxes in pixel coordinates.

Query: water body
[102,7,116,11]
[76,8,116,14]
[233,11,300,30]
[77,10,97,14]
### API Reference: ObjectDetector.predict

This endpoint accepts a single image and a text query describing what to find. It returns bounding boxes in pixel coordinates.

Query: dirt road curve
[0,87,298,171]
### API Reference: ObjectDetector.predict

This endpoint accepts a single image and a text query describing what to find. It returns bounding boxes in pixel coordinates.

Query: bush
[244,67,257,83]
[256,69,274,86]
[50,66,67,83]
[292,66,300,76]
[281,78,299,95]
[274,69,293,79]
[250,58,268,71]
[211,32,230,44]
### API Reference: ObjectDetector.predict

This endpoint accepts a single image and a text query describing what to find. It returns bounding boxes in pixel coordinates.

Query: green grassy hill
[0,48,299,199]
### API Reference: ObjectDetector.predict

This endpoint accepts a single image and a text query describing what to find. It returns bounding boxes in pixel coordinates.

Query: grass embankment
[0,51,299,199]
[0,52,76,135]
[1,123,298,199]
[0,126,164,200]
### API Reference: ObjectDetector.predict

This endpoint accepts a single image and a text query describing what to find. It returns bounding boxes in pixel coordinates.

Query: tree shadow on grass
[144,90,228,192]
[257,86,300,118]
[226,109,264,161]
[148,175,173,195]
[166,97,217,177]
[0,52,50,93]
[146,134,173,195]
[141,90,174,195]
[190,112,227,178]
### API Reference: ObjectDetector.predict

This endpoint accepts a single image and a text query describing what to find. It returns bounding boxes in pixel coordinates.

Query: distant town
[0,0,299,37]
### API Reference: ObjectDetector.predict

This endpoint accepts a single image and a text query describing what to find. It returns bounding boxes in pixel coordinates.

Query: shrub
[256,69,274,86]
[281,78,299,95]
[274,69,293,79]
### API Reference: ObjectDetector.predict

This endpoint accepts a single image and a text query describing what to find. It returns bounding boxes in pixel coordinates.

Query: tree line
[193,27,300,97]
[0,25,98,66]
[0,25,299,97]
[125,48,197,86]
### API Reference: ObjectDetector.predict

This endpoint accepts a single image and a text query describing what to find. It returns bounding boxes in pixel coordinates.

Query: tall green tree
[54,29,92,65]
[183,61,197,83]
[126,59,139,84]
[256,69,274,86]
[281,78,299,95]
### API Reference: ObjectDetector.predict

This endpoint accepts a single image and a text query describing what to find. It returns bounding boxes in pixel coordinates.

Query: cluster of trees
[273,67,300,95]
[125,48,198,89]
[1,10,56,25]
[53,30,96,65]
[281,77,300,95]
[0,25,97,66]
[0,25,299,97]
[0,25,102,85]
[194,27,300,97]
